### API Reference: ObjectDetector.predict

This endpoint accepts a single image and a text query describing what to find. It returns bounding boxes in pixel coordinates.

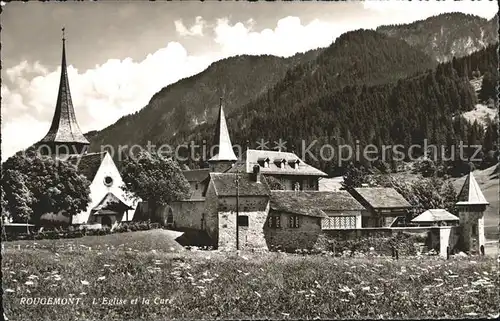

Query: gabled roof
[226,149,327,176]
[456,172,489,206]
[412,209,459,222]
[67,152,106,182]
[39,35,89,145]
[270,191,364,217]
[92,192,132,214]
[352,187,411,209]
[210,173,270,197]
[209,100,237,162]
[182,169,210,182]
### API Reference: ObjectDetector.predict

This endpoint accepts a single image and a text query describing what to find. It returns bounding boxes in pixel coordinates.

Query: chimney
[252,165,261,183]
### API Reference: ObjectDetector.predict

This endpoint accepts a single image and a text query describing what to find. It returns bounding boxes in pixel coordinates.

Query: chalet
[35,32,138,228]
[348,187,412,227]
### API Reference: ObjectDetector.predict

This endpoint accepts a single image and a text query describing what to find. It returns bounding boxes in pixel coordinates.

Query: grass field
[3,229,185,253]
[2,231,499,320]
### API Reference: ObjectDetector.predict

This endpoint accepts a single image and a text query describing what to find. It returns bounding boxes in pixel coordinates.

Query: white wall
[72,152,139,224]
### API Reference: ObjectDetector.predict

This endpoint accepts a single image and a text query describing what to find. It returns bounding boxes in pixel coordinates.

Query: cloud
[175,16,206,37]
[213,16,349,58]
[1,42,213,160]
[2,15,348,160]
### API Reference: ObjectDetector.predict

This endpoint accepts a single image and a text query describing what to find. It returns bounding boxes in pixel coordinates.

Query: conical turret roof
[209,98,237,162]
[39,29,89,146]
[456,172,489,206]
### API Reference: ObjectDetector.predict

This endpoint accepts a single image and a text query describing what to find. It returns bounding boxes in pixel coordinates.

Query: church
[35,31,138,228]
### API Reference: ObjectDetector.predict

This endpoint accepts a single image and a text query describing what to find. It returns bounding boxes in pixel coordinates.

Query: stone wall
[459,207,486,253]
[218,196,269,251]
[264,211,323,251]
[187,181,205,199]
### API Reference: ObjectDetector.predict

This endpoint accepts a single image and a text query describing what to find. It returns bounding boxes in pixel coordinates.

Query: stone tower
[208,98,237,172]
[456,172,489,253]
[37,28,90,157]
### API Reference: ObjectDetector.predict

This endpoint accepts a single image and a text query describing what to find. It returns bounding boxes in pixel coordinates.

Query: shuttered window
[322,216,356,229]
[289,215,300,228]
[267,215,281,228]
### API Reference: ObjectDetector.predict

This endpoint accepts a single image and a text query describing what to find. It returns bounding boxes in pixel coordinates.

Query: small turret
[208,97,237,172]
[456,172,489,253]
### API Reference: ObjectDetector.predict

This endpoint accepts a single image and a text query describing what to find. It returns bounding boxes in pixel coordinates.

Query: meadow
[2,231,499,320]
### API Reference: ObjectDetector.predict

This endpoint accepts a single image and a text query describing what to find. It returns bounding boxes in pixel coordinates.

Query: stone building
[35,31,138,228]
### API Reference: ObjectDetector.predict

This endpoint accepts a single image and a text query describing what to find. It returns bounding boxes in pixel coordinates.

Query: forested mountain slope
[377,12,498,62]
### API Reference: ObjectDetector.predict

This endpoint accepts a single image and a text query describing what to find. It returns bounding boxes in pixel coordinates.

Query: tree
[341,163,369,189]
[414,158,437,177]
[374,175,458,217]
[266,176,285,190]
[479,71,497,103]
[120,151,190,224]
[1,170,34,224]
[1,153,92,225]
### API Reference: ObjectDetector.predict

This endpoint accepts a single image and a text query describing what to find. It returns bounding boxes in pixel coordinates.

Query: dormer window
[288,159,300,169]
[257,157,270,168]
[274,158,286,169]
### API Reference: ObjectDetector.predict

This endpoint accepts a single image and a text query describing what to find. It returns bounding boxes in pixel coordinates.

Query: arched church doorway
[101,216,112,227]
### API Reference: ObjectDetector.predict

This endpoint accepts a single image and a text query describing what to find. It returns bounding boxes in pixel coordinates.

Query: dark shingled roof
[39,38,89,145]
[183,169,210,182]
[353,187,411,209]
[270,191,364,217]
[210,173,270,197]
[67,152,106,182]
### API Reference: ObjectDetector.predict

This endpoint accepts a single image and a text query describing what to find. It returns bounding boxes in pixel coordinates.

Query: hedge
[2,222,161,242]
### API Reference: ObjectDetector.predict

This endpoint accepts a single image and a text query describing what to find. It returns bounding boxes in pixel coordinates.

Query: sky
[1,0,498,160]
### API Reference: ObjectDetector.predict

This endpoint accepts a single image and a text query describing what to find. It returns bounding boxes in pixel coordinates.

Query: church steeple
[38,28,89,156]
[208,98,237,172]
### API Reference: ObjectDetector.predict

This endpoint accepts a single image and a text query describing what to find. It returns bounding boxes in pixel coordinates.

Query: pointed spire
[209,97,237,161]
[39,28,89,152]
[456,172,489,206]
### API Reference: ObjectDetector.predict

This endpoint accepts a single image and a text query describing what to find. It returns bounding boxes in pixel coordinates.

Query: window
[237,215,249,227]
[195,183,199,190]
[268,215,281,228]
[288,159,300,169]
[289,215,300,228]
[103,176,113,187]
[322,216,356,229]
